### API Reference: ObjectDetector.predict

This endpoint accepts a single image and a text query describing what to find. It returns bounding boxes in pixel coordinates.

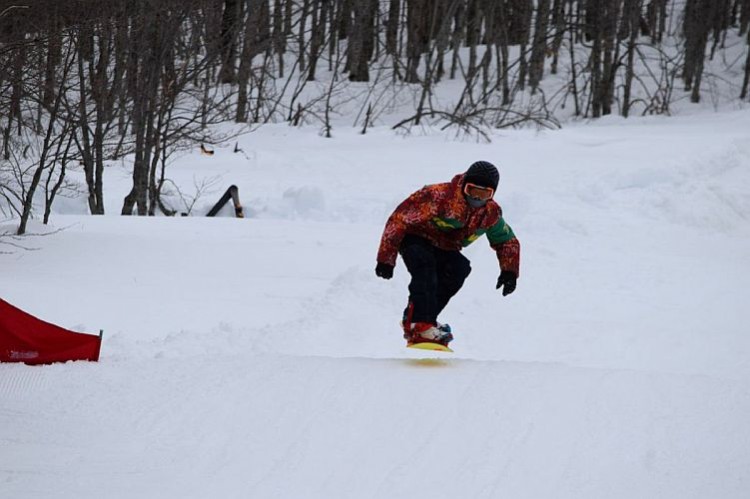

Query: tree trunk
[122,8,162,216]
[6,43,26,154]
[466,0,480,79]
[328,0,338,71]
[219,0,241,84]
[646,0,668,42]
[297,0,310,72]
[91,24,112,214]
[528,0,552,91]
[491,0,510,104]
[588,0,603,117]
[337,0,353,40]
[623,0,641,117]
[600,0,621,116]
[405,0,427,83]
[549,0,566,75]
[741,29,750,99]
[308,0,324,81]
[450,0,466,80]
[43,13,62,110]
[236,0,260,122]
[434,0,454,83]
[18,53,67,235]
[386,0,400,55]
[568,13,581,115]
[348,0,376,82]
[512,0,533,90]
[739,0,750,34]
[683,0,711,100]
[273,0,285,77]
[690,44,706,102]
[508,0,533,45]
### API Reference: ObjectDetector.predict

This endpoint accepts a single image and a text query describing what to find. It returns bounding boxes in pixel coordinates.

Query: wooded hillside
[1,0,749,228]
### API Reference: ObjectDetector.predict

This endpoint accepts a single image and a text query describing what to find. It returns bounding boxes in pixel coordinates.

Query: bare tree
[17,36,77,234]
[683,0,714,103]
[622,0,643,117]
[2,0,749,232]
[741,27,750,99]
[528,0,552,91]
[348,0,377,82]
[219,0,241,84]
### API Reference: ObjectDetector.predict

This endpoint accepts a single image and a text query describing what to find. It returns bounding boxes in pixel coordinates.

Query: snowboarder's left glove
[376,262,394,280]
[496,271,517,296]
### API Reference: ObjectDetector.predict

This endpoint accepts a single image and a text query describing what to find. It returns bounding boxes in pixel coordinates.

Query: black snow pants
[399,234,472,324]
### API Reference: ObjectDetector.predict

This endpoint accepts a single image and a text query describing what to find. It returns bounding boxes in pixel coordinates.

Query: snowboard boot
[437,322,452,334]
[405,322,454,346]
[401,319,452,338]
[401,304,452,341]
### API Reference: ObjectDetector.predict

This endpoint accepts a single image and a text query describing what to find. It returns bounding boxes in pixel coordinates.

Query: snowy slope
[2,110,750,498]
[2,356,748,498]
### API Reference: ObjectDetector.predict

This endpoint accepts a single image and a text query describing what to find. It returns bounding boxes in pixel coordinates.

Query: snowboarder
[375,161,520,348]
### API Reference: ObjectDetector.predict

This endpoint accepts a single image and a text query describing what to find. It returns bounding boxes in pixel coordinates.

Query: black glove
[496,271,517,296]
[375,262,394,280]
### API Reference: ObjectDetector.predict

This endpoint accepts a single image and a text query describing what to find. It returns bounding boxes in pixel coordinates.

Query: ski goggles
[463,182,495,201]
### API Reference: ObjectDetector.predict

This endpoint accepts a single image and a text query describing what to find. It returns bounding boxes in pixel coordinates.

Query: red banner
[0,299,101,365]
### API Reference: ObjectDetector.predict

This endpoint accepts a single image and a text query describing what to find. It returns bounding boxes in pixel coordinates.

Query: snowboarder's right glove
[496,271,517,296]
[375,262,394,280]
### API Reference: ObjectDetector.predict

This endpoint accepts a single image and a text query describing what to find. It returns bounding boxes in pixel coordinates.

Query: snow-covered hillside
[2,110,750,498]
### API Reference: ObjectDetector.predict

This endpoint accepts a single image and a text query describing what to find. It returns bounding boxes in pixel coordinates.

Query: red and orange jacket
[377,174,520,275]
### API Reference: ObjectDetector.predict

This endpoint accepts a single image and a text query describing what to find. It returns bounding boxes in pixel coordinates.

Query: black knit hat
[464,161,499,190]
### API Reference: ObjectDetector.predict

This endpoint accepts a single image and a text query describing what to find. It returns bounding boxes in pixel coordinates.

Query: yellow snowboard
[407,342,453,353]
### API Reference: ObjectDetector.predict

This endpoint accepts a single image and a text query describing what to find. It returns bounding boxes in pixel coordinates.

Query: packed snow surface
[2,110,750,498]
